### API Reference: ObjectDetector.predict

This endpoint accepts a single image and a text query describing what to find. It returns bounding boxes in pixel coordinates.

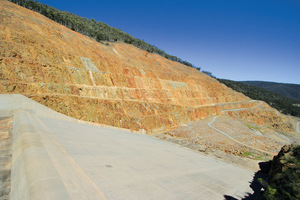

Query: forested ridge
[242,81,300,101]
[219,79,300,117]
[9,0,198,69]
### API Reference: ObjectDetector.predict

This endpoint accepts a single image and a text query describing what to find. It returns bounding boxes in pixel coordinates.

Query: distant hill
[218,79,300,117]
[241,81,300,101]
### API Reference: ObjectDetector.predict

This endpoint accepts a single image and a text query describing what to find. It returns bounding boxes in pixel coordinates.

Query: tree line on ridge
[9,0,199,70]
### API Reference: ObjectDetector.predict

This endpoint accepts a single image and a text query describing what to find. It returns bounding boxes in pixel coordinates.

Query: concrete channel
[0,94,256,200]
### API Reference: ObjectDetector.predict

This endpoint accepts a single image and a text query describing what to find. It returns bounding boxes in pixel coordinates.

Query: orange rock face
[0,1,295,132]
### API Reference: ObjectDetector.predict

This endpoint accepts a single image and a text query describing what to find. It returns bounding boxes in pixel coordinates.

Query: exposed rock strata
[0,0,295,132]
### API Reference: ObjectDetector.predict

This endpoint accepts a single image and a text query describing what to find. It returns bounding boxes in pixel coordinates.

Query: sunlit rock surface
[0,0,296,133]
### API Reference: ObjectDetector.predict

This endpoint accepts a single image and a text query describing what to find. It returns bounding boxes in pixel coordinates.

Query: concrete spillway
[0,94,255,199]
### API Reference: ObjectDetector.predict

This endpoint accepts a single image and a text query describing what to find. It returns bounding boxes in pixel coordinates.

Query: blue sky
[38,0,300,84]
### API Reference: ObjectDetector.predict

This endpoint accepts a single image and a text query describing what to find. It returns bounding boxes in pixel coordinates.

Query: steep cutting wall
[0,0,295,132]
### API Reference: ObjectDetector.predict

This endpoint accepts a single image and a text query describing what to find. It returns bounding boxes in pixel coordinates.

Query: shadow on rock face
[224,161,271,200]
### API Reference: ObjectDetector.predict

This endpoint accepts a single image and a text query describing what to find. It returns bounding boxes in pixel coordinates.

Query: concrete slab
[81,57,99,72]
[0,94,255,199]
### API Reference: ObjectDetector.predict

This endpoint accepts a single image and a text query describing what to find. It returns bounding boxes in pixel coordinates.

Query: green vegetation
[245,123,262,131]
[262,144,300,200]
[218,79,300,117]
[242,81,300,101]
[242,151,270,161]
[9,0,197,69]
[243,151,253,157]
[202,70,216,78]
[255,153,270,161]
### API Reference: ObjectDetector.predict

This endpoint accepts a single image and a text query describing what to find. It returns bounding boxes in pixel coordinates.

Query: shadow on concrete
[224,161,271,200]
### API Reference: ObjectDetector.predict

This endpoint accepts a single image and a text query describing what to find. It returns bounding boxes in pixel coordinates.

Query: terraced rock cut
[0,0,296,133]
[0,117,12,199]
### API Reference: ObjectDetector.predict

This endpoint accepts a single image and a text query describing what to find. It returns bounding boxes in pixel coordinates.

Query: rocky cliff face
[0,0,296,132]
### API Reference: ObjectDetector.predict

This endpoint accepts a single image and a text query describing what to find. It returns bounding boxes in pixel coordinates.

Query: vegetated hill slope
[219,79,300,117]
[261,144,300,200]
[241,81,300,101]
[0,0,296,133]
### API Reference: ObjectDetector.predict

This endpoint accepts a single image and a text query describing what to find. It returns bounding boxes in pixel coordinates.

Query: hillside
[0,0,298,134]
[1,1,300,199]
[242,81,300,101]
[8,0,196,69]
[219,79,300,117]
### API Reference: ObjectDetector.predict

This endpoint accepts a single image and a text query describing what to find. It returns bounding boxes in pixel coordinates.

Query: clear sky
[38,0,300,84]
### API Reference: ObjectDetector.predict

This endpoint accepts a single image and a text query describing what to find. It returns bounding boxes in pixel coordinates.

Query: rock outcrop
[0,0,296,132]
